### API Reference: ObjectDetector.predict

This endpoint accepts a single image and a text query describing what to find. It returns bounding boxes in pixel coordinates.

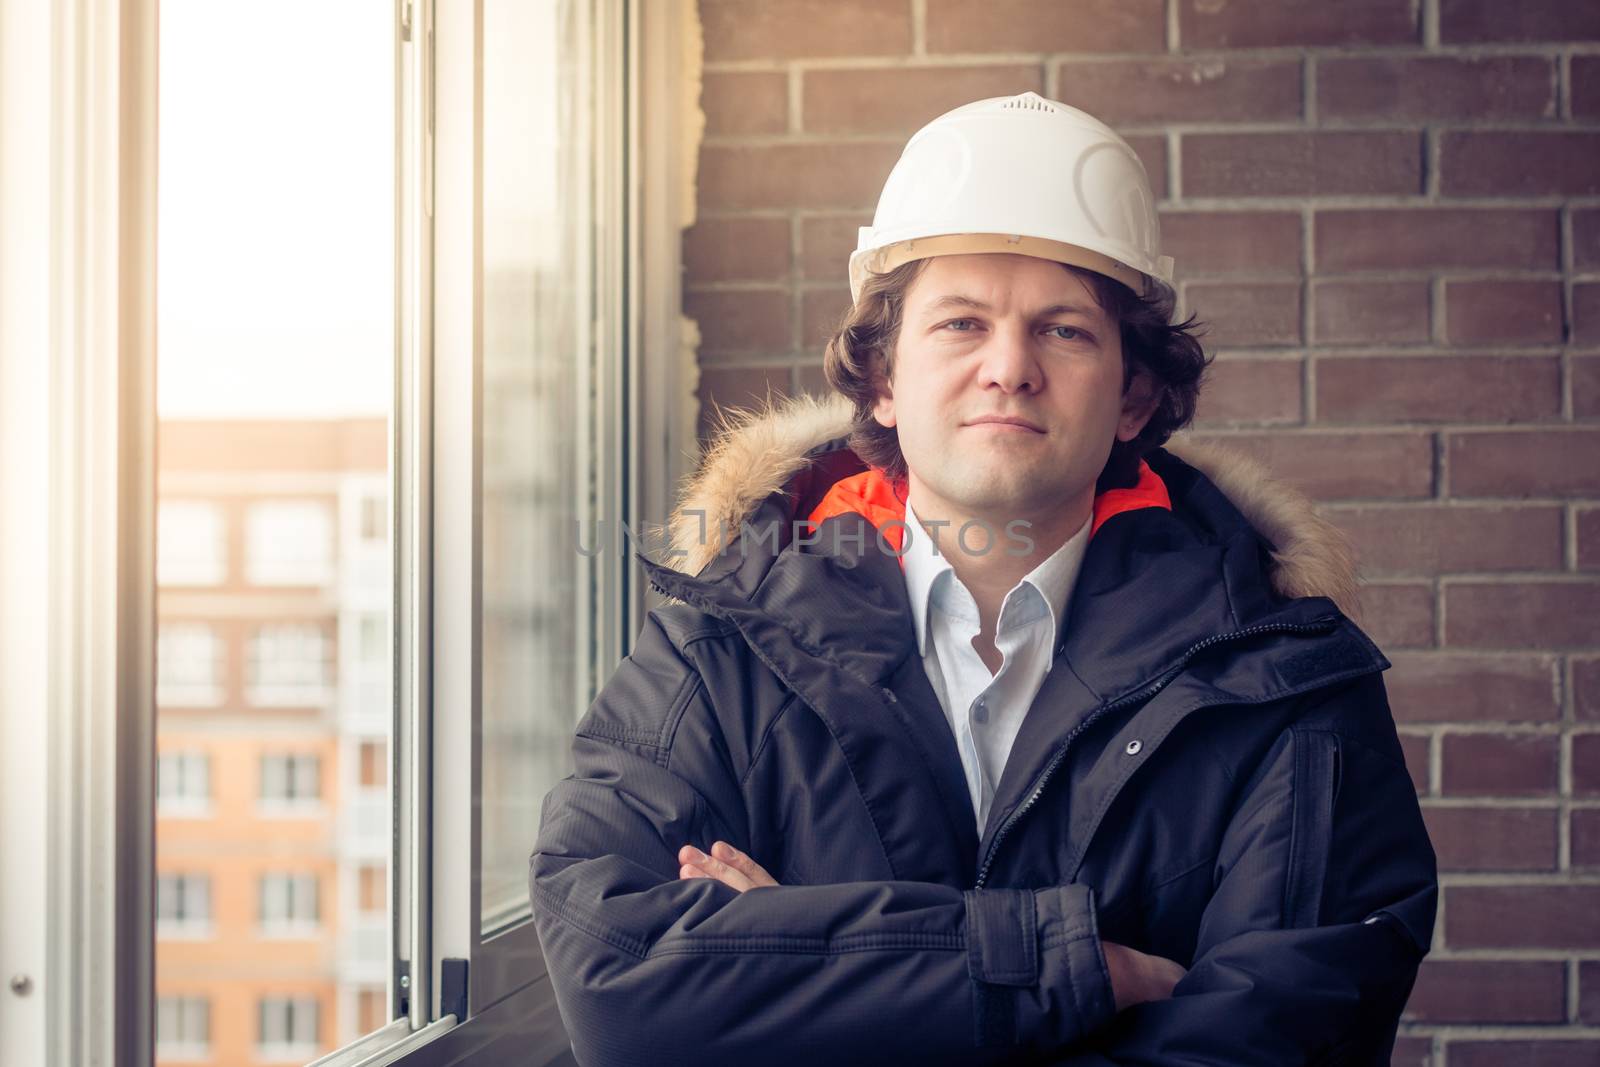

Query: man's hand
[678,841,779,892]
[1102,941,1187,1012]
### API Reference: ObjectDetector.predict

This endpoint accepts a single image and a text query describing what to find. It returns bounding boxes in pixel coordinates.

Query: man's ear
[1116,369,1160,443]
[870,372,896,429]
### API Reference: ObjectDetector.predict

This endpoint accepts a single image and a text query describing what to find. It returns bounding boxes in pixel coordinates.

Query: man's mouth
[964,414,1045,433]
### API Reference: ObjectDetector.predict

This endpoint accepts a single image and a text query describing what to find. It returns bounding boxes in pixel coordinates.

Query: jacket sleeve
[529,614,1117,1067]
[1052,672,1438,1067]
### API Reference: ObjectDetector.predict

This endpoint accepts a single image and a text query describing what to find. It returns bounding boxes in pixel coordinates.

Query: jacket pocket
[1284,728,1341,929]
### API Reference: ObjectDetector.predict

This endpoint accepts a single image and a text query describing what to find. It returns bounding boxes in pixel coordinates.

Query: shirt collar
[902,498,1092,658]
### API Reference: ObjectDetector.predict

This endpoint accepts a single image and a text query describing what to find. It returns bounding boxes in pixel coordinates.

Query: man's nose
[976,322,1042,393]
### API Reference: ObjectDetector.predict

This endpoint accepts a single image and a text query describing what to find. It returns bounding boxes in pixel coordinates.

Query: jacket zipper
[971,615,1339,890]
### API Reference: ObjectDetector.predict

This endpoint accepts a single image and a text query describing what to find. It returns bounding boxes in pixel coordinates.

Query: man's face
[873,252,1156,525]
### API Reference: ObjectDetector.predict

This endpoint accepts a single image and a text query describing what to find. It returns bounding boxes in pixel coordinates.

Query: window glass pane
[156,0,395,1059]
[478,0,593,935]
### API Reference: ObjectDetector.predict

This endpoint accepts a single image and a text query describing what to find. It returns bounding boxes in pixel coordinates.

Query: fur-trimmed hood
[665,392,1360,620]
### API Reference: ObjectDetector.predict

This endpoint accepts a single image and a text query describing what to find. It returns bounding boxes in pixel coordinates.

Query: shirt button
[973,699,989,724]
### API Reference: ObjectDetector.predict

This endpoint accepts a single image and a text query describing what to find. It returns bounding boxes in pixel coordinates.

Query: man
[531,93,1435,1066]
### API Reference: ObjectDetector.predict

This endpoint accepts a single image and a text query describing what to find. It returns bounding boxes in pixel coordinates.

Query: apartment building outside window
[157,500,226,586]
[156,750,211,815]
[246,500,334,586]
[259,753,322,809]
[155,873,212,938]
[155,995,212,1060]
[259,872,320,936]
[257,996,320,1058]
[246,624,332,706]
[156,623,222,707]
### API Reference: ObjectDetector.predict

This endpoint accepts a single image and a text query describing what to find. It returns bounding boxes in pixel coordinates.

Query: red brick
[1330,504,1563,576]
[699,143,902,212]
[702,72,788,137]
[1440,732,1558,795]
[1575,283,1600,347]
[1363,583,1437,649]
[1447,430,1600,498]
[800,215,869,283]
[1576,732,1600,796]
[1184,282,1301,347]
[1579,659,1600,721]
[1576,210,1600,272]
[1445,884,1600,948]
[1580,509,1600,571]
[1126,135,1169,202]
[684,289,793,355]
[1450,1042,1600,1067]
[1160,211,1302,280]
[1403,959,1565,1022]
[1193,358,1302,427]
[1312,282,1430,344]
[1317,55,1557,122]
[700,0,912,61]
[696,365,792,439]
[802,287,852,349]
[1440,0,1600,43]
[1390,1036,1434,1067]
[1315,209,1560,273]
[684,217,792,285]
[1054,58,1302,125]
[1443,280,1564,346]
[1178,0,1418,47]
[1399,731,1431,794]
[803,65,1043,137]
[1576,808,1600,867]
[1576,56,1600,120]
[1570,357,1600,420]
[926,0,1165,54]
[1441,132,1600,197]
[1444,580,1600,649]
[1184,132,1422,198]
[1581,960,1600,1022]
[1185,431,1434,500]
[1421,805,1559,871]
[1385,652,1559,723]
[1315,356,1562,425]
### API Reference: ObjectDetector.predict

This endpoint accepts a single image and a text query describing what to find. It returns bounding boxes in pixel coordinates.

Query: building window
[358,863,385,913]
[356,987,388,1034]
[259,872,320,934]
[257,996,320,1056]
[157,751,211,814]
[156,996,211,1059]
[246,624,331,705]
[246,499,333,586]
[357,612,387,663]
[156,873,212,937]
[157,500,227,586]
[359,491,387,542]
[156,623,223,707]
[259,753,322,808]
[358,740,387,788]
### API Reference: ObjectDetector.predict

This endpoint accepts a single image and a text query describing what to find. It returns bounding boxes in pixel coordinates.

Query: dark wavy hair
[822,257,1212,492]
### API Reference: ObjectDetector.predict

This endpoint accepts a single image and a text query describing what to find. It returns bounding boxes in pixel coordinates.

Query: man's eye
[1047,325,1084,341]
[942,318,977,332]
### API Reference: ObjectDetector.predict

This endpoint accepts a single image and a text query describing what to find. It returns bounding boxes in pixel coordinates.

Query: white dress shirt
[901,499,1092,836]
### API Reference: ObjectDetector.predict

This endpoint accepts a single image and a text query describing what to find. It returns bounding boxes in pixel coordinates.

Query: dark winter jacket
[530,394,1437,1066]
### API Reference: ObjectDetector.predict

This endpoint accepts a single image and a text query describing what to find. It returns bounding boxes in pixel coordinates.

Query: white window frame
[156,500,227,586]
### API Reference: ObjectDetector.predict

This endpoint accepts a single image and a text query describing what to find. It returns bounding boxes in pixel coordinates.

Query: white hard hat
[849,91,1175,308]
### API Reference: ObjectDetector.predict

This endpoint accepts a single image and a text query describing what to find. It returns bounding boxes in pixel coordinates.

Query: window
[156,874,212,937]
[358,863,385,913]
[358,739,386,788]
[259,753,322,807]
[247,624,331,705]
[246,500,333,586]
[156,623,222,707]
[157,750,211,814]
[257,996,320,1056]
[157,500,227,585]
[259,872,320,933]
[359,491,387,542]
[357,612,387,663]
[156,996,211,1059]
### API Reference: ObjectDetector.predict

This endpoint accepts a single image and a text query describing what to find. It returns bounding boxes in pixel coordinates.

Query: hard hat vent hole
[1000,92,1059,113]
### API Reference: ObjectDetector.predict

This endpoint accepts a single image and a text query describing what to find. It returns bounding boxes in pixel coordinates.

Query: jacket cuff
[963,884,1115,1050]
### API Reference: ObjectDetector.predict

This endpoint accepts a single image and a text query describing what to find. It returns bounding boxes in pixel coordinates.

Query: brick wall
[684,2,1600,1060]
